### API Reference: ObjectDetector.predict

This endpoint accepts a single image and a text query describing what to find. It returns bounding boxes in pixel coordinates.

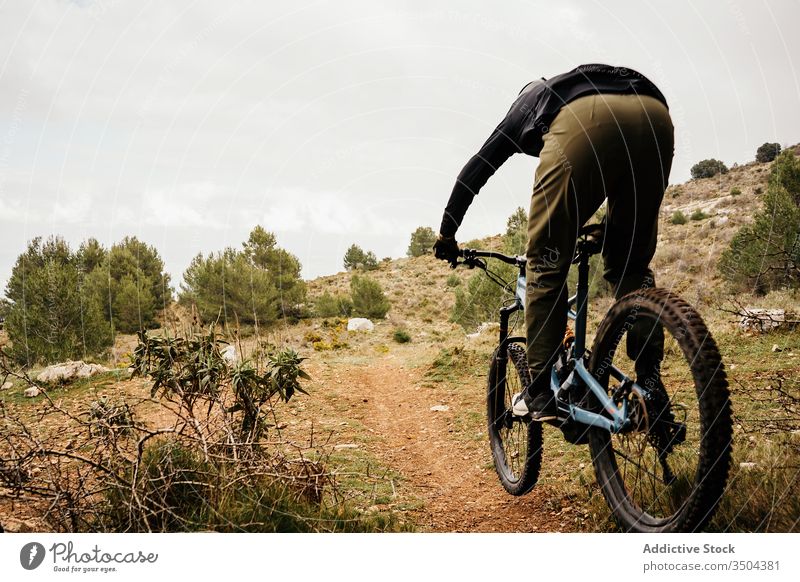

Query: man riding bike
[433,63,674,422]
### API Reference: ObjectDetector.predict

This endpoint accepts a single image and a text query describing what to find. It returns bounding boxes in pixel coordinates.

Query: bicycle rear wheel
[487,341,543,496]
[588,288,732,532]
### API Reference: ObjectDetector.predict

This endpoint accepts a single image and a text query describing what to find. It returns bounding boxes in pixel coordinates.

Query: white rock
[347,318,374,332]
[739,462,757,470]
[36,360,109,384]
[739,309,786,333]
[334,443,360,450]
[1,381,12,391]
[24,387,41,398]
[430,404,450,412]
[221,345,237,363]
[467,322,499,339]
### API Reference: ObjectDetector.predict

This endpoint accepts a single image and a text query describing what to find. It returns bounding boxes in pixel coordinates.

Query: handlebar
[455,248,526,270]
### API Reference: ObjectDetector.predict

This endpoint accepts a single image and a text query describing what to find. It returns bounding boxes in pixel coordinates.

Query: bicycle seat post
[573,245,591,360]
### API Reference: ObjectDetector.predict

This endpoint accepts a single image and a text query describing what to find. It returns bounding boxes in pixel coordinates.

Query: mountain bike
[455,223,733,532]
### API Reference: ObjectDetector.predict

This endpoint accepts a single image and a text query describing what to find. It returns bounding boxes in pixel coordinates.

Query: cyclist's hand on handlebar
[433,234,459,267]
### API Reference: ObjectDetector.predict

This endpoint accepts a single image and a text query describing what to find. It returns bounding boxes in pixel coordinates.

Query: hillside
[285,147,799,532]
[310,147,799,323]
[2,148,798,534]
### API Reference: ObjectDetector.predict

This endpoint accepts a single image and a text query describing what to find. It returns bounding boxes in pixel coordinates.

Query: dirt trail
[311,356,573,533]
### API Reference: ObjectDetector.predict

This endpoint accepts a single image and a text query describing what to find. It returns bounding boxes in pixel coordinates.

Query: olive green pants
[525,93,674,386]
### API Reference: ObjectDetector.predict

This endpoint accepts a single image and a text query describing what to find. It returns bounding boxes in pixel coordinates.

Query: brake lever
[453,257,484,270]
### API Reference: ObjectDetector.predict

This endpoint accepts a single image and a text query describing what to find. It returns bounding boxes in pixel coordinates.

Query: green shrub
[132,329,309,440]
[107,438,209,531]
[719,150,800,293]
[730,186,742,196]
[690,209,709,221]
[104,438,401,533]
[181,249,279,327]
[4,236,112,365]
[314,292,353,318]
[0,298,10,321]
[446,274,461,287]
[350,275,390,318]
[407,226,437,257]
[392,329,411,343]
[244,227,306,318]
[690,158,728,179]
[180,227,305,326]
[112,275,156,334]
[452,261,515,330]
[756,142,781,163]
[504,207,528,254]
[451,208,527,330]
[84,236,172,333]
[343,244,378,270]
[670,210,688,225]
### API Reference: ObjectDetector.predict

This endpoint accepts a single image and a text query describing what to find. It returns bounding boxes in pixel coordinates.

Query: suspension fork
[495,302,526,385]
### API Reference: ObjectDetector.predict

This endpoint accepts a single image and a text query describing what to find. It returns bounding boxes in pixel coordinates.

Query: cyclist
[433,64,674,421]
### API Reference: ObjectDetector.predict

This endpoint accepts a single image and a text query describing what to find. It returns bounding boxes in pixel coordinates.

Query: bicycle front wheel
[487,341,543,496]
[588,288,732,532]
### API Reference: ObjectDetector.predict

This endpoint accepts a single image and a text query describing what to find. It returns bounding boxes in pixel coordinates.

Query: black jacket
[439,64,668,237]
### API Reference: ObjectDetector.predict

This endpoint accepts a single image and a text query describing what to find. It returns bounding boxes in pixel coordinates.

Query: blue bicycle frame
[462,236,638,434]
[509,247,635,434]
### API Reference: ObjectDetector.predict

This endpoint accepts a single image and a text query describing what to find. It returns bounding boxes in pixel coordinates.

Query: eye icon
[20,542,46,570]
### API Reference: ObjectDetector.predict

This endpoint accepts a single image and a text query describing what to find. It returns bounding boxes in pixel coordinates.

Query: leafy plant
[756,142,781,163]
[407,226,437,257]
[131,329,227,409]
[180,227,306,327]
[451,261,515,330]
[392,329,411,343]
[690,208,709,221]
[451,208,523,330]
[343,244,378,271]
[504,206,528,255]
[730,186,742,196]
[314,292,353,318]
[670,210,688,225]
[350,275,390,319]
[690,158,728,179]
[83,236,172,333]
[719,150,800,293]
[230,349,309,440]
[4,236,112,365]
[132,328,310,442]
[243,226,306,318]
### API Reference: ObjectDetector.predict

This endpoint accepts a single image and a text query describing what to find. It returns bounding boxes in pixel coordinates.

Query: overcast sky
[2,0,799,290]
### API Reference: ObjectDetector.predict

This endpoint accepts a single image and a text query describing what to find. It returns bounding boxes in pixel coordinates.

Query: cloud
[141,182,231,229]
[52,188,92,224]
[1,0,799,289]
[0,198,27,224]
[260,188,398,236]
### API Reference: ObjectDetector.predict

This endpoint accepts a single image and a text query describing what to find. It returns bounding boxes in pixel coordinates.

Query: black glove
[433,234,459,266]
